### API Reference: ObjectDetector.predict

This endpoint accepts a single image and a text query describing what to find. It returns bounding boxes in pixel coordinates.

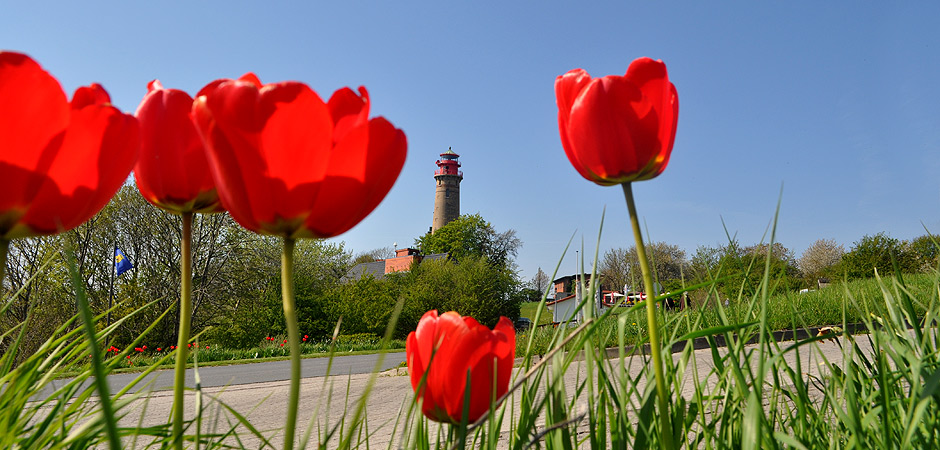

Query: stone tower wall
[432,174,461,232]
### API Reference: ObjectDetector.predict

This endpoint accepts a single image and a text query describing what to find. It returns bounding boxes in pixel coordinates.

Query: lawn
[519,301,553,325]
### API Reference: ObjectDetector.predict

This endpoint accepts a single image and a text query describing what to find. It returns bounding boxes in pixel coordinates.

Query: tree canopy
[414,213,521,269]
[600,242,688,292]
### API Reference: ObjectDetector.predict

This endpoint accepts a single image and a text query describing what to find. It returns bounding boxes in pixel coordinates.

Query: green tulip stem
[0,239,8,286]
[282,236,301,450]
[172,212,194,450]
[622,182,675,450]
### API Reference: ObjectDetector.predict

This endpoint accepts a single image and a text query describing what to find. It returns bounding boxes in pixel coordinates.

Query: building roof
[341,261,386,282]
[545,293,576,306]
[422,253,449,261]
[552,273,594,284]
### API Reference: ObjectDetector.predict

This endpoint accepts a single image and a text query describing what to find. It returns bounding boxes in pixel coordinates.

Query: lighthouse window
[445,190,450,198]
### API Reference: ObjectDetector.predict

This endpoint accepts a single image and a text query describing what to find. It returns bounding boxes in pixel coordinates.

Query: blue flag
[115,248,133,277]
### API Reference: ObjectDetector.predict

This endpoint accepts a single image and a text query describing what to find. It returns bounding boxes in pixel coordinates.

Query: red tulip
[555,57,678,186]
[134,80,222,214]
[191,74,407,238]
[0,51,139,239]
[406,310,515,424]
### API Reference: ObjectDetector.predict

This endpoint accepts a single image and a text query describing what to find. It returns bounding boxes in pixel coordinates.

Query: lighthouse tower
[432,148,463,232]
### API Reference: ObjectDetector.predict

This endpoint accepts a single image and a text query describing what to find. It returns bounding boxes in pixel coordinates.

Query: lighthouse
[432,148,463,232]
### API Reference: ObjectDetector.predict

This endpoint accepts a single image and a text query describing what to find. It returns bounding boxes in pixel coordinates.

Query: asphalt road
[41,351,407,398]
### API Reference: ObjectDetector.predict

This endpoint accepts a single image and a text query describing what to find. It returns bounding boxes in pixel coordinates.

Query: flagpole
[106,244,116,348]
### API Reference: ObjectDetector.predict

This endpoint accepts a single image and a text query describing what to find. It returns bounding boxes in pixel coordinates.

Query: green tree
[293,239,352,338]
[1,235,70,360]
[530,267,550,294]
[351,246,394,265]
[208,237,350,347]
[798,238,844,286]
[414,213,521,269]
[326,274,400,337]
[599,247,632,292]
[907,234,940,272]
[688,244,721,283]
[714,241,801,300]
[600,242,688,293]
[839,233,918,280]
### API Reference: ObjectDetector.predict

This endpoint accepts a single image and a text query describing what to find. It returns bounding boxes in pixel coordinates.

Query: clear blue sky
[5,2,939,281]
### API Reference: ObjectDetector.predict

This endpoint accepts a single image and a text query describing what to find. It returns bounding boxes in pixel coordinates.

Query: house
[342,248,448,282]
[545,273,609,324]
[546,293,582,324]
[550,273,595,298]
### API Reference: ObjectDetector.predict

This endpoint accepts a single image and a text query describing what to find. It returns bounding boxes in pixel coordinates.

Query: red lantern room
[432,147,463,232]
[434,148,462,177]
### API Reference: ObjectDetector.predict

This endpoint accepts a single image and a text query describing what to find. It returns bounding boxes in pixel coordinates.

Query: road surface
[41,351,407,398]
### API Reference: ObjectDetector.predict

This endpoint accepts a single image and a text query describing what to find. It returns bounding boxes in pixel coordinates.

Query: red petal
[193,93,264,232]
[238,72,263,88]
[302,117,406,238]
[554,69,591,121]
[442,318,505,422]
[493,316,516,397]
[302,122,369,237]
[0,51,69,213]
[135,85,221,213]
[360,118,406,218]
[567,75,660,184]
[327,86,369,144]
[257,82,332,191]
[197,80,333,234]
[195,78,229,99]
[431,312,472,423]
[624,57,678,177]
[406,331,426,394]
[413,310,459,422]
[414,310,440,366]
[554,69,595,182]
[71,84,112,109]
[22,104,138,235]
[147,79,163,92]
[407,316,452,422]
[195,73,261,100]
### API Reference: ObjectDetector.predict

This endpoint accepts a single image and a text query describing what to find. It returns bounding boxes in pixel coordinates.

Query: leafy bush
[205,285,284,348]
[401,255,521,331]
[714,241,801,300]
[324,275,400,337]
